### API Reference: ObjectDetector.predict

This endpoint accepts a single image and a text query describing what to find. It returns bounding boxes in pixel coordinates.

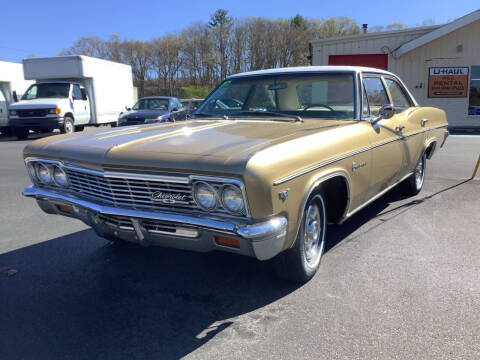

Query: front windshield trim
[194,71,359,121]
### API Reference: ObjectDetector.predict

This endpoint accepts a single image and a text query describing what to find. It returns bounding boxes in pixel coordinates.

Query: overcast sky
[1,0,478,62]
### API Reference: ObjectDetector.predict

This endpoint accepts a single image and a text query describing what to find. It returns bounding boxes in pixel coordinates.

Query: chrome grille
[63,167,242,217]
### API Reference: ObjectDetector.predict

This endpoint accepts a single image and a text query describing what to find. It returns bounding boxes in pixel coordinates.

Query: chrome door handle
[395,125,405,132]
[421,118,429,127]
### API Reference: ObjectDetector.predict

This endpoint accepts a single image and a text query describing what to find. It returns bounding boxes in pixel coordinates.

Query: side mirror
[125,106,131,111]
[12,91,18,102]
[371,104,395,124]
[80,88,88,101]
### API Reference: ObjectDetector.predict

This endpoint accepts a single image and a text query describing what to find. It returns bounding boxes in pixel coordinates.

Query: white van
[0,61,32,135]
[8,55,134,139]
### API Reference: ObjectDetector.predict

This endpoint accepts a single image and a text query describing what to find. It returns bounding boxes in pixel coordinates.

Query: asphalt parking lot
[0,129,479,360]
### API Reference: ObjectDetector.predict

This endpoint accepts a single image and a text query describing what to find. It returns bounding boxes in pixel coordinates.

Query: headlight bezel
[192,177,248,216]
[25,158,69,189]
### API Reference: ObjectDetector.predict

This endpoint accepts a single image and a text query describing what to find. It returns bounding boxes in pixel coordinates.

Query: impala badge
[352,161,367,172]
[151,191,188,204]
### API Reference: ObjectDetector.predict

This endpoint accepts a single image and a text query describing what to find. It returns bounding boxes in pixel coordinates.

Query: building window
[469,66,480,115]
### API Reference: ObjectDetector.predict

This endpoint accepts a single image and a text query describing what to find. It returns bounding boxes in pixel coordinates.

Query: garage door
[329,54,388,70]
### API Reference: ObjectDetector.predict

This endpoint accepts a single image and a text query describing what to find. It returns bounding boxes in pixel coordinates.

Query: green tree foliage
[60,10,362,97]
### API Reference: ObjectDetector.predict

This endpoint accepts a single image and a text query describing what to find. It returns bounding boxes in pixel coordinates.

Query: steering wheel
[303,103,334,111]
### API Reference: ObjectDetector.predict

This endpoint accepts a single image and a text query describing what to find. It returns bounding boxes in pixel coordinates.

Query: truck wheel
[62,116,75,134]
[401,152,426,196]
[13,128,29,140]
[272,193,327,283]
[75,125,85,132]
[111,121,118,128]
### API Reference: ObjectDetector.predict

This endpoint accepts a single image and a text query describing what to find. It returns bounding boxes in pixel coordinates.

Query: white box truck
[8,55,134,139]
[0,61,32,135]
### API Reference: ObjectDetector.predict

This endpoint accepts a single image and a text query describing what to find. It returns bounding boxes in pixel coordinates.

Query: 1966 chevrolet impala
[22,66,448,282]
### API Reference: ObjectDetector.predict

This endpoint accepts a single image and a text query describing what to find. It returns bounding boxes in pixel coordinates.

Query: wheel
[272,193,327,282]
[75,125,85,132]
[401,152,426,196]
[13,127,29,140]
[111,121,118,128]
[61,116,75,134]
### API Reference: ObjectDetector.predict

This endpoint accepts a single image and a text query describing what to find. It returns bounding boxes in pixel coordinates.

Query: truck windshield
[195,73,356,120]
[22,83,70,100]
[132,98,169,110]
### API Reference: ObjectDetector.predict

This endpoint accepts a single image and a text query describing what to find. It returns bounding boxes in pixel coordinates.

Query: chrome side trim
[273,137,400,185]
[344,171,413,219]
[273,124,448,185]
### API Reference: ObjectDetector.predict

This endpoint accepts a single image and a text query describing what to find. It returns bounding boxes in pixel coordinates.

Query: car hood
[122,109,169,119]
[24,119,350,175]
[9,98,67,109]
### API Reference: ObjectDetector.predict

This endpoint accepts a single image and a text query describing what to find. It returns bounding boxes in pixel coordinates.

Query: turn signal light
[56,204,72,214]
[214,236,240,248]
[55,108,61,115]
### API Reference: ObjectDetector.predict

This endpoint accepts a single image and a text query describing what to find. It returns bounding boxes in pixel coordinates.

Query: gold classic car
[22,66,448,282]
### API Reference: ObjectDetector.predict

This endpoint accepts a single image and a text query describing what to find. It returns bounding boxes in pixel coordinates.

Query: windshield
[22,83,70,100]
[195,73,355,119]
[133,98,169,111]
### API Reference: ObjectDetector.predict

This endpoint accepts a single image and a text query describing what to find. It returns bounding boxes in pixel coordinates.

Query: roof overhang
[395,10,480,57]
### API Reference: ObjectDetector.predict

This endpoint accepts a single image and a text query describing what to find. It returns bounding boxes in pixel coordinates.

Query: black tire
[75,125,85,132]
[272,193,327,283]
[1,127,12,136]
[401,152,426,196]
[111,121,118,128]
[13,127,29,140]
[61,116,75,134]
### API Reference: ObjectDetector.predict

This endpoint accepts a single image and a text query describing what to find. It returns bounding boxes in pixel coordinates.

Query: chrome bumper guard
[23,186,287,260]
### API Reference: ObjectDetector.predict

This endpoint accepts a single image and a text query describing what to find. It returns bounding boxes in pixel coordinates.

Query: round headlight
[193,182,217,210]
[53,165,69,187]
[35,163,52,184]
[222,185,245,214]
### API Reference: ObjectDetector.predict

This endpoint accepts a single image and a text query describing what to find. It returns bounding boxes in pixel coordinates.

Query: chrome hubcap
[303,201,324,267]
[65,122,73,134]
[415,156,425,189]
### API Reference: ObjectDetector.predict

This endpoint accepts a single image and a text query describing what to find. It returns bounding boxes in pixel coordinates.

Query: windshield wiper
[233,110,303,122]
[193,112,229,120]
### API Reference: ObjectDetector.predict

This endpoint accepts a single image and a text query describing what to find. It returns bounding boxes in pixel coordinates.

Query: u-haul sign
[428,67,469,98]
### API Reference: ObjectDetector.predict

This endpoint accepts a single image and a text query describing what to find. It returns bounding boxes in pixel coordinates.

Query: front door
[72,84,90,124]
[362,75,405,199]
[0,87,7,127]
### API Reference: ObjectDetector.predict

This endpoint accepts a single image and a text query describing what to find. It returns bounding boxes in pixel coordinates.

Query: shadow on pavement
[0,230,298,360]
[0,178,472,359]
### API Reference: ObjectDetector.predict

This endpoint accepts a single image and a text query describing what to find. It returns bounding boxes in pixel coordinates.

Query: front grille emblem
[151,191,188,204]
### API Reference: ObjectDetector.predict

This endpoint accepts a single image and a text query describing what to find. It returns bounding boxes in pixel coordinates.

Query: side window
[25,85,38,100]
[384,78,411,112]
[363,77,389,117]
[362,83,370,118]
[72,85,83,100]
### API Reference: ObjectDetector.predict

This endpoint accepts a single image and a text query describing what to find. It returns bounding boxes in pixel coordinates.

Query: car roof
[139,96,175,100]
[227,66,393,79]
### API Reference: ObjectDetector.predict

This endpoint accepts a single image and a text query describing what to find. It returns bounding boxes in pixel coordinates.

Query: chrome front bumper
[23,186,287,260]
